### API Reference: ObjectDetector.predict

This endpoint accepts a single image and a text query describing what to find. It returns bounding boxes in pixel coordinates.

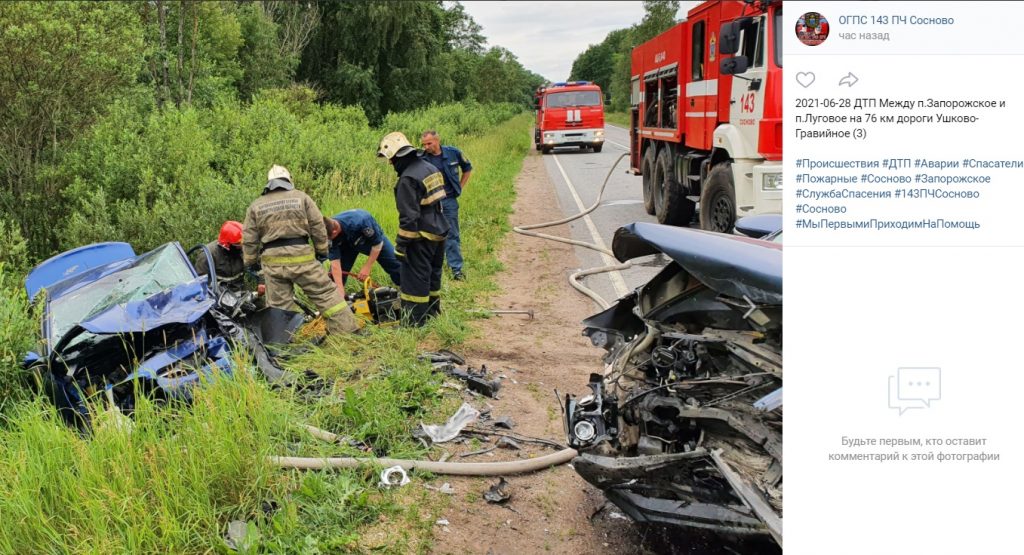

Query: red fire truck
[630,0,781,231]
[534,81,605,154]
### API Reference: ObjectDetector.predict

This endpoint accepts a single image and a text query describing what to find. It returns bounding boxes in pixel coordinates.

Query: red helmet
[218,220,243,248]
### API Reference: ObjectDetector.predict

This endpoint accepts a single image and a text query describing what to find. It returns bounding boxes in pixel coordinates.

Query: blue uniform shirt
[328,209,385,260]
[420,145,472,197]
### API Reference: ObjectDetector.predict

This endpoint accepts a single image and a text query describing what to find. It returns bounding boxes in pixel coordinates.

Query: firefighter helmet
[377,132,415,160]
[267,164,292,182]
[218,220,244,248]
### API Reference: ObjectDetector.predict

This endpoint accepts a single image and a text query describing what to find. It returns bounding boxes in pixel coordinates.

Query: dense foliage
[0,0,541,261]
[569,0,679,110]
[56,94,518,254]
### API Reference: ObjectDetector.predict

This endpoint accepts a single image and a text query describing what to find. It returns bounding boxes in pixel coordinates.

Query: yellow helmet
[377,132,414,160]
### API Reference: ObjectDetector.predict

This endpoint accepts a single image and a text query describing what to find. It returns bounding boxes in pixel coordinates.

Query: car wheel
[655,148,694,226]
[593,144,603,153]
[641,147,657,215]
[700,164,737,233]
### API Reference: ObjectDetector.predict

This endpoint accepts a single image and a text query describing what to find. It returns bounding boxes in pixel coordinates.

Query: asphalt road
[539,123,671,311]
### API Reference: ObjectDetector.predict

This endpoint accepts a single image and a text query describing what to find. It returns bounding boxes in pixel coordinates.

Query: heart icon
[796,72,815,88]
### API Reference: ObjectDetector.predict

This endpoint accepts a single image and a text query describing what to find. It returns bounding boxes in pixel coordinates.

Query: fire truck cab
[630,0,782,231]
[534,81,606,154]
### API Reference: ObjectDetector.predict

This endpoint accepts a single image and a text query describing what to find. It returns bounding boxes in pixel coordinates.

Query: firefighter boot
[401,300,431,327]
[426,295,441,320]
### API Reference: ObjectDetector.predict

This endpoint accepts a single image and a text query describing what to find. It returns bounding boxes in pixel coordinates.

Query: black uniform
[194,240,247,293]
[392,153,449,326]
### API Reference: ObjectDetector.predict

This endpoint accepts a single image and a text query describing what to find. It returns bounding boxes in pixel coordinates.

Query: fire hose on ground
[270,425,577,476]
[513,152,631,310]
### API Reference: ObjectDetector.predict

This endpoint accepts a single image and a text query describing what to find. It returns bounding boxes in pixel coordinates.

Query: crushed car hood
[79,279,213,334]
[612,222,782,305]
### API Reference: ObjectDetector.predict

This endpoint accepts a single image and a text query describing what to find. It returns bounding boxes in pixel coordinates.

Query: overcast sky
[460,1,700,82]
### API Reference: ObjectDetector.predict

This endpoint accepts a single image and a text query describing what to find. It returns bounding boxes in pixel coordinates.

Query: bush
[50,99,522,255]
[0,223,36,410]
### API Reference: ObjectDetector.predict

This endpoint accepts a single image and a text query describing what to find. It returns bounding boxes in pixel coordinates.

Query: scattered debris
[492,416,515,429]
[497,437,522,450]
[467,308,535,319]
[483,477,511,504]
[260,499,279,517]
[437,451,451,463]
[420,351,502,398]
[440,381,464,392]
[435,518,450,526]
[463,427,566,450]
[420,402,480,443]
[424,482,455,495]
[378,465,411,489]
[459,446,497,458]
[224,520,260,552]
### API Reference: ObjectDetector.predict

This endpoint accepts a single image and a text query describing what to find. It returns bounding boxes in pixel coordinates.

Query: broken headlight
[565,373,618,449]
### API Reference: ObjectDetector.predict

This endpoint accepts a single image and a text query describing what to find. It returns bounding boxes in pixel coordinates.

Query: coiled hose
[513,152,632,309]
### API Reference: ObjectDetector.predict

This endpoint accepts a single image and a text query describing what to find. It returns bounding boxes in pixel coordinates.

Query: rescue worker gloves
[377,132,415,160]
[218,221,244,248]
[268,164,292,182]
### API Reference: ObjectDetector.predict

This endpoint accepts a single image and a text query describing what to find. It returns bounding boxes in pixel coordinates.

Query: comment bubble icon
[888,368,941,415]
[897,367,941,407]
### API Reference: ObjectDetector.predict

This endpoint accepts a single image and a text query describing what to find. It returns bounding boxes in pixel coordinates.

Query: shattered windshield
[48,244,196,349]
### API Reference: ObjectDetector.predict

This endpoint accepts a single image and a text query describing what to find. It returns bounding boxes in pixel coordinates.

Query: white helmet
[267,164,292,182]
[377,132,414,160]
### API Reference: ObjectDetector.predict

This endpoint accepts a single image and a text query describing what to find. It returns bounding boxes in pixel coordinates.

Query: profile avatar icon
[796,12,830,46]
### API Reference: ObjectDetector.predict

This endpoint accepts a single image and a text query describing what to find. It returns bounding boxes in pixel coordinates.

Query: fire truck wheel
[541,145,552,154]
[641,147,657,215]
[593,144,603,153]
[700,164,737,233]
[656,148,694,226]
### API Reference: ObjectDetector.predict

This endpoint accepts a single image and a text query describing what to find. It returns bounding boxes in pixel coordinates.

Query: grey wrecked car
[565,222,782,548]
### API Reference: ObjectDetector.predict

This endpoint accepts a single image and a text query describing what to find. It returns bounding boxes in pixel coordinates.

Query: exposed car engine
[565,223,782,547]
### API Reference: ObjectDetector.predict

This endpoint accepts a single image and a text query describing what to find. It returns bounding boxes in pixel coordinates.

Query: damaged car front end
[565,222,782,547]
[22,241,304,427]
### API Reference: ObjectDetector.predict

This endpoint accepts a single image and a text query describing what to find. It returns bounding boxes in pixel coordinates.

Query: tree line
[0,1,544,261]
[569,0,679,111]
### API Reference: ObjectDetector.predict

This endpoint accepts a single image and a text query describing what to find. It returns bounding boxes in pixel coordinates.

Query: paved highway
[539,123,672,311]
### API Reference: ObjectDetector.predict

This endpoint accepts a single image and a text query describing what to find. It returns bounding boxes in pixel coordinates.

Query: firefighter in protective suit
[195,221,249,293]
[377,132,449,326]
[242,165,359,334]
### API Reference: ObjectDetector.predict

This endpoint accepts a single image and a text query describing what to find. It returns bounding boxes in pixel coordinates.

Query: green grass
[605,111,630,128]
[0,112,533,554]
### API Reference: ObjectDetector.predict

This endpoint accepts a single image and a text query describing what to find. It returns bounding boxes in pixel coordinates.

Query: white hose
[273,425,577,476]
[269,448,578,475]
[514,152,632,309]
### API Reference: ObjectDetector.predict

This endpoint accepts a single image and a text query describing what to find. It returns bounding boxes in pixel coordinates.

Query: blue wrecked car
[23,241,304,427]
